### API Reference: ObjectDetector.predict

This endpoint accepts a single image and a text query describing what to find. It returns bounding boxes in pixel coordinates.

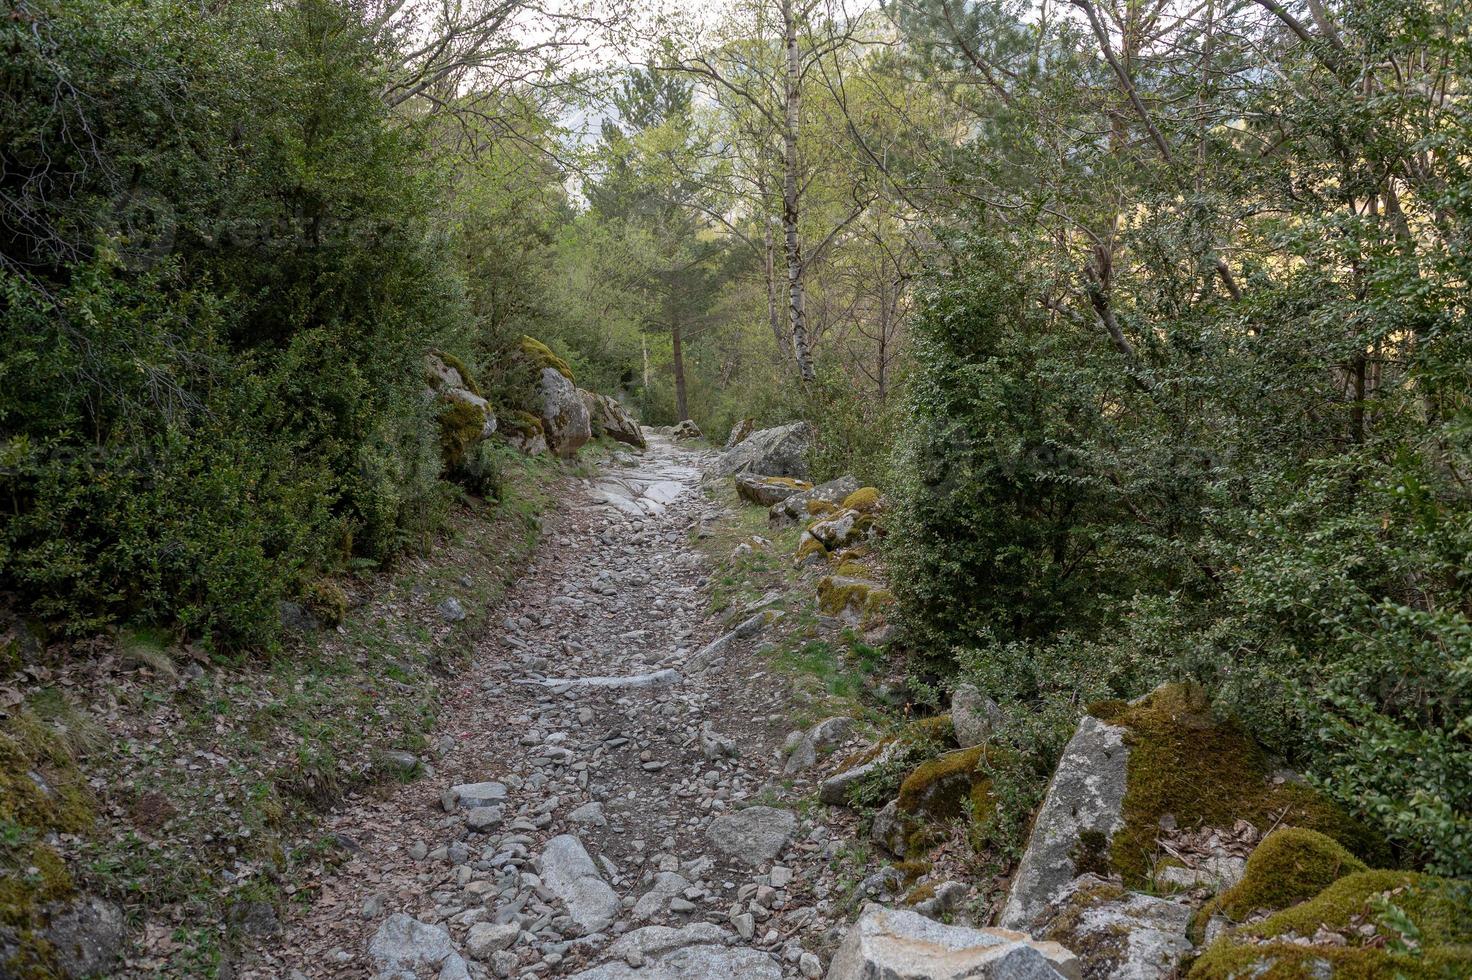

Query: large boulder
[725,418,757,449]
[997,715,1130,931]
[771,475,861,524]
[536,366,591,457]
[672,419,703,440]
[424,353,497,469]
[715,422,813,480]
[825,904,1080,980]
[537,835,619,935]
[582,389,646,450]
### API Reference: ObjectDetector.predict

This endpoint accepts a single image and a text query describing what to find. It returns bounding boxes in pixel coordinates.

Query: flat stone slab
[997,715,1129,931]
[608,922,733,961]
[538,835,619,935]
[518,669,682,691]
[568,944,782,980]
[447,781,508,808]
[705,806,797,865]
[825,904,1079,980]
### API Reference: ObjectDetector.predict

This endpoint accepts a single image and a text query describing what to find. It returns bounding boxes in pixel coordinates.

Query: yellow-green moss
[795,534,828,563]
[834,561,868,578]
[437,398,488,469]
[434,351,482,396]
[0,704,94,975]
[1108,683,1387,887]
[897,745,991,817]
[904,880,938,905]
[817,576,894,623]
[519,335,574,381]
[1208,828,1368,923]
[501,409,544,437]
[842,487,883,512]
[303,580,349,627]
[806,500,840,518]
[1190,871,1472,980]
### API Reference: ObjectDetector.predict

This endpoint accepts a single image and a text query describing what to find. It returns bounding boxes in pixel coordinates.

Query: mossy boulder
[499,410,547,455]
[580,388,646,450]
[0,703,101,977]
[735,474,812,507]
[1190,871,1472,979]
[302,580,349,627]
[842,487,884,513]
[817,576,894,627]
[770,475,861,525]
[794,532,828,566]
[1105,683,1386,888]
[1205,828,1368,925]
[518,335,574,381]
[808,509,878,551]
[437,397,494,470]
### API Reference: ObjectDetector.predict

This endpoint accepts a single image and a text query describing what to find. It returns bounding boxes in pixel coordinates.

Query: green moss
[795,534,828,563]
[437,398,488,469]
[0,701,95,976]
[904,880,938,905]
[1190,871,1472,980]
[817,577,894,623]
[433,351,482,396]
[501,410,544,437]
[303,580,349,627]
[842,487,882,512]
[1208,828,1368,923]
[898,745,989,815]
[806,500,840,518]
[1108,683,1387,887]
[834,561,868,578]
[519,335,574,381]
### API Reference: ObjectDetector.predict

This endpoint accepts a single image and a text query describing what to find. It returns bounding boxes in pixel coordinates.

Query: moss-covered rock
[1107,683,1386,887]
[794,533,828,566]
[817,576,894,627]
[735,474,812,507]
[302,580,349,626]
[437,398,491,470]
[894,744,1006,855]
[518,335,574,381]
[0,702,98,977]
[806,499,841,518]
[1190,871,1472,979]
[499,410,547,455]
[432,351,482,396]
[1206,828,1368,924]
[842,487,883,513]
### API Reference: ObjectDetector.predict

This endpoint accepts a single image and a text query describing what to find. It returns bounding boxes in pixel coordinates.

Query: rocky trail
[243,433,862,980]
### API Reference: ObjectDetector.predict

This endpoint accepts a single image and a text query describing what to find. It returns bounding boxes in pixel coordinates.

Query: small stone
[466,921,520,959]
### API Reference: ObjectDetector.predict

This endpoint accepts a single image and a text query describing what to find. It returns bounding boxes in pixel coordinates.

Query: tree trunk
[671,321,690,422]
[763,221,789,360]
[782,0,815,382]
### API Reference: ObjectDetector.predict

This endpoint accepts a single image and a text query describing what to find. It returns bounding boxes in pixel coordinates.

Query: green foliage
[0,0,464,648]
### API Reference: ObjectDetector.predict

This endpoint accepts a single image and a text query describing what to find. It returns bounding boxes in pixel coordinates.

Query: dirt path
[243,433,861,979]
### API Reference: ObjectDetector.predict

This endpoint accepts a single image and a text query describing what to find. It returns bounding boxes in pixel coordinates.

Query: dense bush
[0,0,463,648]
[891,224,1472,874]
